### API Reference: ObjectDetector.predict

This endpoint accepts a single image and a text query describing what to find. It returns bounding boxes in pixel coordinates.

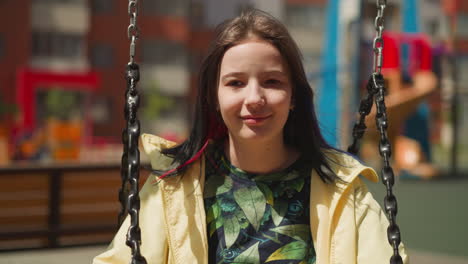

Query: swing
[119,1,402,263]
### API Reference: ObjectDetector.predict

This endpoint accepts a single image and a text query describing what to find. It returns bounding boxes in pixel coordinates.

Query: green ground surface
[365,177,468,258]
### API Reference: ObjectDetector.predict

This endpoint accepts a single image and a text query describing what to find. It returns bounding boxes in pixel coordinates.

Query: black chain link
[347,0,403,263]
[119,1,147,263]
[373,74,402,264]
[347,75,379,155]
[373,0,386,75]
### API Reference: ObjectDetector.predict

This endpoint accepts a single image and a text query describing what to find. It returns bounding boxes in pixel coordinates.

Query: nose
[245,80,265,107]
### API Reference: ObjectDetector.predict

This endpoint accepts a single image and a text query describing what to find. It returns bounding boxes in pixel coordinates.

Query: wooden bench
[0,162,149,251]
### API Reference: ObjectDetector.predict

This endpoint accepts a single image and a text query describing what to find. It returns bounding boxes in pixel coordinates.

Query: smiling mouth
[241,115,271,125]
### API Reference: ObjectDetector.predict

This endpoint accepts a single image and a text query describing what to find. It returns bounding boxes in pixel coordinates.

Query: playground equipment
[363,33,438,179]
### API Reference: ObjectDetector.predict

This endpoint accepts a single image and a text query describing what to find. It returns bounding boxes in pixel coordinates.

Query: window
[426,19,439,36]
[90,44,114,68]
[141,39,189,96]
[285,4,325,29]
[91,0,113,14]
[142,39,187,66]
[189,0,205,29]
[142,0,188,17]
[457,14,468,38]
[458,56,468,88]
[32,31,84,58]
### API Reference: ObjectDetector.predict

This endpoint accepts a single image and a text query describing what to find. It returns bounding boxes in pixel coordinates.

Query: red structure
[16,68,100,133]
[382,32,433,73]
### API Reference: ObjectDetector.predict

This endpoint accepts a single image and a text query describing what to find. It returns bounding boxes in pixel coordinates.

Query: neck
[225,135,298,174]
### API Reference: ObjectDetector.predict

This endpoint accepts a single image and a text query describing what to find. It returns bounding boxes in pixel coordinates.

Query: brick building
[0,0,200,152]
[0,0,330,162]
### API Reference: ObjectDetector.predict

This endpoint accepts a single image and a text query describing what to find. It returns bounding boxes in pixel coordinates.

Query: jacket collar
[141,134,208,263]
[310,150,378,264]
[158,158,209,264]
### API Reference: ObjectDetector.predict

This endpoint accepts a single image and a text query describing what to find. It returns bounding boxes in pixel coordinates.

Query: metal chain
[347,75,378,155]
[373,0,386,75]
[120,1,147,263]
[348,1,403,263]
[373,74,402,264]
[128,0,140,64]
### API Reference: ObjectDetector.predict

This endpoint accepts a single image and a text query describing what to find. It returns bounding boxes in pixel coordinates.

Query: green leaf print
[261,232,281,244]
[206,202,221,224]
[265,241,308,262]
[289,178,305,192]
[271,200,288,226]
[257,182,274,205]
[232,242,260,264]
[204,175,233,198]
[233,186,266,231]
[235,209,250,229]
[209,215,223,237]
[224,216,241,248]
[270,224,310,242]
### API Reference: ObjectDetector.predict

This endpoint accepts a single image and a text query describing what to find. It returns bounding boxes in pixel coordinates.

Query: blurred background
[0,0,467,263]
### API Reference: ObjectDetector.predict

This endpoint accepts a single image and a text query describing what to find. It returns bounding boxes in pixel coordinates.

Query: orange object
[47,119,82,160]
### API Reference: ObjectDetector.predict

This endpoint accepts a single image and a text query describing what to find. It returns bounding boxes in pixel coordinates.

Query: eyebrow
[220,72,245,83]
[220,70,287,82]
[261,70,288,77]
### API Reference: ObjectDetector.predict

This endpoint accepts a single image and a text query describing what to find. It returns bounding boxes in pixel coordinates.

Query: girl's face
[217,39,293,144]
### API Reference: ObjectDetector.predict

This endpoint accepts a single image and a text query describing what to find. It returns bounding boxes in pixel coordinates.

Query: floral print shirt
[203,144,316,264]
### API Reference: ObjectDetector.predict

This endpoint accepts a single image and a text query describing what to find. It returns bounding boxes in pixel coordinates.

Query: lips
[241,114,271,125]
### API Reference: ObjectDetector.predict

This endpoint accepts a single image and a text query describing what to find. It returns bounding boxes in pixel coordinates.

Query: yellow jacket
[94,134,408,264]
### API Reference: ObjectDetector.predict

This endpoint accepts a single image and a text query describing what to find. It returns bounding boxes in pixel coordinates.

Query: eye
[264,79,282,86]
[226,80,244,87]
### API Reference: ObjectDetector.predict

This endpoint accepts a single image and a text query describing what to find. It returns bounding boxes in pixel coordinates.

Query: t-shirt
[203,144,316,264]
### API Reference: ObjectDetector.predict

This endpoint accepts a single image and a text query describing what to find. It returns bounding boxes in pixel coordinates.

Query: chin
[236,127,278,142]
